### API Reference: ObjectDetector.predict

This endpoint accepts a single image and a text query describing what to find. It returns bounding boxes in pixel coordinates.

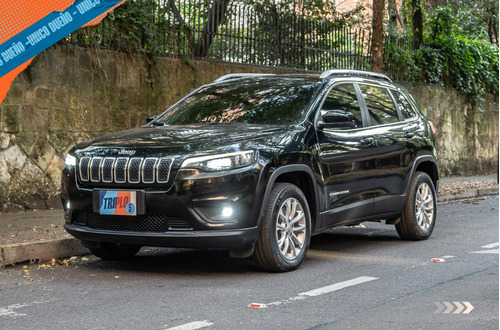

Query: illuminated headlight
[181,151,257,172]
[65,154,77,168]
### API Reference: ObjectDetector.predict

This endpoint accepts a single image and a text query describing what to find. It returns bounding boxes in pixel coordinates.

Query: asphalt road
[0,196,498,330]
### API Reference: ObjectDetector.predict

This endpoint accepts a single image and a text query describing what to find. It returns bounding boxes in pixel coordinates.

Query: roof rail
[319,70,392,83]
[214,73,275,83]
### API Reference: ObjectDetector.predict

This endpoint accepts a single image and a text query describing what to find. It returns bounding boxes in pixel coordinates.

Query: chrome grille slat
[128,158,142,184]
[80,157,91,181]
[157,158,172,183]
[101,158,115,183]
[90,157,103,182]
[114,158,128,183]
[142,158,158,183]
[79,156,173,185]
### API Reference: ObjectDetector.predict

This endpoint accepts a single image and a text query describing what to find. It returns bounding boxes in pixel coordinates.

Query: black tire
[396,171,437,240]
[88,242,141,261]
[253,183,311,272]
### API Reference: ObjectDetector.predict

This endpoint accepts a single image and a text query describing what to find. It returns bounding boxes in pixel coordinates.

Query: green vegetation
[385,4,499,97]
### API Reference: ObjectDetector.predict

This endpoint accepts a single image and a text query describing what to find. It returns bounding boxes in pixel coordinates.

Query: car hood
[73,124,305,157]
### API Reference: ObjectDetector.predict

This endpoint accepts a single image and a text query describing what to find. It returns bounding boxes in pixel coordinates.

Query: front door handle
[360,137,375,146]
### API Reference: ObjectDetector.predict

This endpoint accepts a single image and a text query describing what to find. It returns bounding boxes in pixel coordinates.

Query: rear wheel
[396,171,437,240]
[253,183,311,272]
[87,242,141,260]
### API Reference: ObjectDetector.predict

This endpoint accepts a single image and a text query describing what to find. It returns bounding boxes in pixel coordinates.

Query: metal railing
[65,0,372,72]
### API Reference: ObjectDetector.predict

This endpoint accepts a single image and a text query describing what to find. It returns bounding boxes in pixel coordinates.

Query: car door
[315,83,377,227]
[357,84,419,214]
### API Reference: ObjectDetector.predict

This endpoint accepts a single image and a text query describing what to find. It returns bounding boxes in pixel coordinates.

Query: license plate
[98,190,137,216]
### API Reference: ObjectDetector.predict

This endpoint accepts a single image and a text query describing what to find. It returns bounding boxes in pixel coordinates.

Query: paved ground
[0,196,497,330]
[0,174,497,268]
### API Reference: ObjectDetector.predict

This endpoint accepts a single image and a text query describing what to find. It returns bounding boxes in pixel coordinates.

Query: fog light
[193,203,236,224]
[222,206,233,218]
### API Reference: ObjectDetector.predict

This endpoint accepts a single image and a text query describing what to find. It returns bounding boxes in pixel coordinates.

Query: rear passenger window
[360,84,400,125]
[321,84,363,129]
[392,90,416,119]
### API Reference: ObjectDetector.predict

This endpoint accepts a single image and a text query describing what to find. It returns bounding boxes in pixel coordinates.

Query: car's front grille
[82,212,193,232]
[79,156,173,185]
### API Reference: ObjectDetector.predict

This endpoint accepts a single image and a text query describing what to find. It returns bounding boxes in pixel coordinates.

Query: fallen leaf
[6,224,12,227]
[114,276,121,279]
[81,257,90,262]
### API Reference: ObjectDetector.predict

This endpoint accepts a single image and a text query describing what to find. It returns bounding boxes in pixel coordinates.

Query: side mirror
[318,110,356,129]
[146,116,157,124]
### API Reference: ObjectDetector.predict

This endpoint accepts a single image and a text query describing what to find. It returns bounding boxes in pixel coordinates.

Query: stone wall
[409,86,499,176]
[0,46,498,210]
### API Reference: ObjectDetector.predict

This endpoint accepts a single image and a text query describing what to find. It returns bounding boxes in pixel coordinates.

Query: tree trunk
[196,0,230,58]
[387,0,404,30]
[412,0,423,49]
[371,0,385,73]
[168,0,230,58]
[168,0,195,54]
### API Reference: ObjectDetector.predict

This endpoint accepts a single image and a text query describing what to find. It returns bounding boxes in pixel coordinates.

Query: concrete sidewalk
[0,174,498,268]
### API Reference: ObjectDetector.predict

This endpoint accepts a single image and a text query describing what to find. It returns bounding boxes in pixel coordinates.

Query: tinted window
[392,90,416,119]
[156,78,320,125]
[321,84,363,129]
[360,84,400,125]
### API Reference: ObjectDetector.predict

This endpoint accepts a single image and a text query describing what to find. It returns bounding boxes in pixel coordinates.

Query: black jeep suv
[61,70,439,272]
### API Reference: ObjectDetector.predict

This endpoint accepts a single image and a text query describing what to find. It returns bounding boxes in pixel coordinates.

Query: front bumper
[64,223,259,249]
[61,162,265,249]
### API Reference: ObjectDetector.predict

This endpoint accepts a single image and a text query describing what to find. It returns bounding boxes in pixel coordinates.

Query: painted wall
[0,46,497,210]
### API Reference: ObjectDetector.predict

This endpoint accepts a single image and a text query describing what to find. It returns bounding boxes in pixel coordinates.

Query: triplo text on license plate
[99,191,137,216]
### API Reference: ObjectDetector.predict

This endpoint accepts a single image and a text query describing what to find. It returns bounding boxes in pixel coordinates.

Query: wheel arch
[403,155,439,197]
[414,157,439,191]
[258,165,320,232]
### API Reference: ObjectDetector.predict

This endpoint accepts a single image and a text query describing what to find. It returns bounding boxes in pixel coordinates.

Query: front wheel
[253,183,311,272]
[396,171,437,240]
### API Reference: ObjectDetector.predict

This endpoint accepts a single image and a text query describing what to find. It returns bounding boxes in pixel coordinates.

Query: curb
[0,237,89,268]
[437,186,499,202]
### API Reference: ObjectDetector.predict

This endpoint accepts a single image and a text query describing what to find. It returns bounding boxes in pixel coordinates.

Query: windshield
[155,77,320,125]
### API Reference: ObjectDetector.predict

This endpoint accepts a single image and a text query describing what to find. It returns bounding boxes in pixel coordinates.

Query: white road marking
[471,242,499,254]
[166,321,213,330]
[267,276,379,306]
[0,300,55,318]
[299,276,379,297]
[0,303,29,318]
[482,242,499,249]
[471,250,499,254]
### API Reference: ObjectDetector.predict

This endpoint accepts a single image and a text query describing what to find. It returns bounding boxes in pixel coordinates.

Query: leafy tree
[385,4,499,96]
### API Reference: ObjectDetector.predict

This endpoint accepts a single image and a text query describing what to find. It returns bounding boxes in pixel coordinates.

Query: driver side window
[321,84,363,130]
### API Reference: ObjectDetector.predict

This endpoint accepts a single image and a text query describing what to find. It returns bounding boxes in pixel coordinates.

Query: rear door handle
[404,132,414,139]
[360,137,375,146]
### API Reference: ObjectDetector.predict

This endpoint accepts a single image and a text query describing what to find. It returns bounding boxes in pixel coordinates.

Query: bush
[385,5,499,96]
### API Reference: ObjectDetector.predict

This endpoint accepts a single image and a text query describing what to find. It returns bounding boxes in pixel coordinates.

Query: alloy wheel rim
[415,182,434,230]
[276,197,307,260]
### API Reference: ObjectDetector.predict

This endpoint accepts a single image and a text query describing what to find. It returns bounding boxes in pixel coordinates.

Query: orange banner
[0,0,127,105]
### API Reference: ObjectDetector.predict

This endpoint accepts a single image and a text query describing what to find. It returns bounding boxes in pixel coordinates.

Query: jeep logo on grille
[118,149,136,156]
